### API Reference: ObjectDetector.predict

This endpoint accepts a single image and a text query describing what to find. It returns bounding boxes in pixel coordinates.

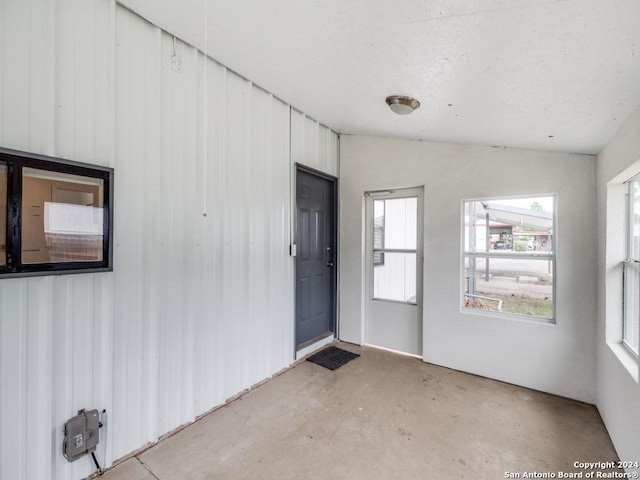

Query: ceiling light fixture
[386,95,420,115]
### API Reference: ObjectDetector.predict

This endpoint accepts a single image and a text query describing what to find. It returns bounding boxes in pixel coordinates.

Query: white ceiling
[119,0,640,155]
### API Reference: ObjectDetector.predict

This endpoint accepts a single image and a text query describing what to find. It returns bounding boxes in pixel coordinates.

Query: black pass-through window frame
[0,147,113,278]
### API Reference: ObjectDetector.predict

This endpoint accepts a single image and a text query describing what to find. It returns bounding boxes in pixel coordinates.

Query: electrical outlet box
[63,409,100,462]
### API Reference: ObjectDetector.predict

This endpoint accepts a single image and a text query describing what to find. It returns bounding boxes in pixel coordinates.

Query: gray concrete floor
[98,343,618,480]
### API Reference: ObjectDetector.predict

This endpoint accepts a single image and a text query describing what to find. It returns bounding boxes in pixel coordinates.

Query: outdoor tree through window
[463,195,556,322]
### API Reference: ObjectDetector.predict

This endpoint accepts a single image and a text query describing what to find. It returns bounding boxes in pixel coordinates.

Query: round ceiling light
[386,95,420,115]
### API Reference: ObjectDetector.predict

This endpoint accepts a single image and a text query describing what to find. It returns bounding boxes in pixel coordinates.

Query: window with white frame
[462,195,556,322]
[623,177,640,356]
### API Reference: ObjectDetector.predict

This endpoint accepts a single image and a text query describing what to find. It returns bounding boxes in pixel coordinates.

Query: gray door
[295,168,336,347]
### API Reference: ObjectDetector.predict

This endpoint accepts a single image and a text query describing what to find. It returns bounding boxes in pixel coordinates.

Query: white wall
[339,135,597,403]
[0,2,338,480]
[596,106,640,469]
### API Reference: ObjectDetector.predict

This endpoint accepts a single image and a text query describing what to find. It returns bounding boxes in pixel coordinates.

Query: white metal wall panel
[56,0,114,166]
[26,278,54,480]
[0,281,27,480]
[0,2,338,479]
[1,0,56,153]
[112,8,163,459]
[112,3,296,467]
[291,110,339,177]
[52,1,115,478]
[1,1,114,480]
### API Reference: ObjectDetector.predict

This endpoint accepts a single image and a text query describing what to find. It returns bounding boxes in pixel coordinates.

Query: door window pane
[0,162,6,266]
[22,168,104,264]
[372,195,419,304]
[374,197,417,250]
[374,252,417,303]
[373,201,385,266]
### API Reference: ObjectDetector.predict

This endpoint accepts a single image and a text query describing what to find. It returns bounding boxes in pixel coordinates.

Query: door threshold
[364,343,423,360]
[296,333,335,360]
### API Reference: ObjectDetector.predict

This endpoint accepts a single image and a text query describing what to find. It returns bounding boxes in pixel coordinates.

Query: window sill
[607,341,639,383]
[461,306,556,326]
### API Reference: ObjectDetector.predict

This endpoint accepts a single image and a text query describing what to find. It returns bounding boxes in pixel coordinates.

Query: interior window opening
[0,147,112,278]
[22,168,105,265]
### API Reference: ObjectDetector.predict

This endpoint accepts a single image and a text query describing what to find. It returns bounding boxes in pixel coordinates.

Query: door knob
[326,262,334,267]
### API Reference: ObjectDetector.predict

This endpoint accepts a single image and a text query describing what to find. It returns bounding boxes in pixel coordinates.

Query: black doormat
[306,346,360,370]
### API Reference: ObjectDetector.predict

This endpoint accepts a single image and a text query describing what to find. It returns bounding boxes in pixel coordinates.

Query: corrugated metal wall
[291,110,340,177]
[0,2,339,479]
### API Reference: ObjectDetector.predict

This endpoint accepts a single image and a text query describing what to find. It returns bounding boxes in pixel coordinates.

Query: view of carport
[464,196,556,321]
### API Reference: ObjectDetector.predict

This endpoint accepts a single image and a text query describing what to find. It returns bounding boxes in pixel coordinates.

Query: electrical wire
[91,451,104,475]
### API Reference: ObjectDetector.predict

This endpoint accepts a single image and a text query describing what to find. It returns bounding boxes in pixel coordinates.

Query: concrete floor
[98,343,618,480]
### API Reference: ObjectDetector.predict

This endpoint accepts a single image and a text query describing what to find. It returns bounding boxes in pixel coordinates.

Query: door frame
[363,186,424,357]
[294,163,339,352]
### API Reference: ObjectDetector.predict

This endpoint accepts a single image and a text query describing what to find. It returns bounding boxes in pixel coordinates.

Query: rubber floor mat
[306,346,360,370]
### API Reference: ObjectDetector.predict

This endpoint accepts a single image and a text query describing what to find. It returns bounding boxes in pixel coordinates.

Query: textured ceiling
[119,0,640,154]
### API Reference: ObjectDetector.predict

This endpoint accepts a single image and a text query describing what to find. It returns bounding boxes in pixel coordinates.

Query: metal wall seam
[0,3,27,480]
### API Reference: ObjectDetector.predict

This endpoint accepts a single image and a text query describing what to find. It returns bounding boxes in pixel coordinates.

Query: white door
[365,187,423,356]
